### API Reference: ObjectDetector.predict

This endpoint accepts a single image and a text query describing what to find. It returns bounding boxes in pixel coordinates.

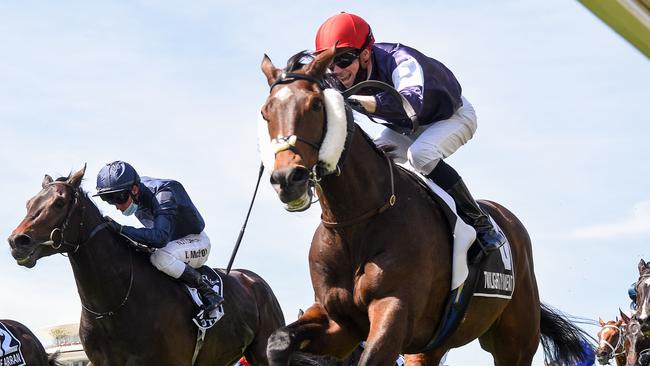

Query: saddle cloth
[0,321,27,366]
[184,266,225,330]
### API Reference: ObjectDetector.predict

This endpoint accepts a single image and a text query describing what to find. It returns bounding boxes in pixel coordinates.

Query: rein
[342,80,419,135]
[320,153,396,228]
[45,181,133,320]
[81,248,135,320]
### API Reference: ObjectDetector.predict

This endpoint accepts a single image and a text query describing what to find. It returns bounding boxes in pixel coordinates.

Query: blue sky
[1,1,648,364]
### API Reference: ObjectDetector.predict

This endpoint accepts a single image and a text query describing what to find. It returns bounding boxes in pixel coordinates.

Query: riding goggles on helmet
[100,190,131,205]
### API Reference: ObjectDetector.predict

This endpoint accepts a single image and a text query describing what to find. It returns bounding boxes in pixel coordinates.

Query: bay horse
[596,317,626,365]
[6,166,285,366]
[259,48,593,365]
[0,319,60,366]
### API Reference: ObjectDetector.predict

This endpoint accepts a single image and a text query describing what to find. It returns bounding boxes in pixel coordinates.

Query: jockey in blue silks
[314,12,506,260]
[630,282,638,310]
[94,161,223,312]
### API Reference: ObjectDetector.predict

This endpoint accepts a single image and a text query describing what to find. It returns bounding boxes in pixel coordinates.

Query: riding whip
[226,161,264,274]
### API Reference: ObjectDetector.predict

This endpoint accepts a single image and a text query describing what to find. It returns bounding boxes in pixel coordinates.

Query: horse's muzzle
[270,166,312,211]
[8,233,33,249]
[7,234,41,267]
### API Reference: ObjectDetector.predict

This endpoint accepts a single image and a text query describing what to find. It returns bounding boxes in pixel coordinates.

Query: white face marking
[639,278,650,319]
[274,87,293,102]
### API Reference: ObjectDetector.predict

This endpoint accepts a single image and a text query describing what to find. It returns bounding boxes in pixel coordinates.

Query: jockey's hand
[348,95,377,113]
[104,216,122,233]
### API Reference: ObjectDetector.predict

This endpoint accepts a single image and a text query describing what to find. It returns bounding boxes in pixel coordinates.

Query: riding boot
[178,265,224,313]
[446,179,506,259]
[427,161,506,262]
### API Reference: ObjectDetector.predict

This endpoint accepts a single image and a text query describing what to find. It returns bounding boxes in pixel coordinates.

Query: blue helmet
[95,161,140,196]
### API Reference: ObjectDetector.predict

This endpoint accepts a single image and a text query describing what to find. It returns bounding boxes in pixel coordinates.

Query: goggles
[100,190,131,205]
[330,51,360,70]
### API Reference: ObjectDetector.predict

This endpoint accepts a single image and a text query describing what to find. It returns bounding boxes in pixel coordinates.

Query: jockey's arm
[374,56,425,122]
[121,189,177,248]
[121,213,174,248]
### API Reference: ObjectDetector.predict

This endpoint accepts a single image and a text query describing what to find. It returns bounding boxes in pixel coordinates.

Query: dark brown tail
[540,303,596,365]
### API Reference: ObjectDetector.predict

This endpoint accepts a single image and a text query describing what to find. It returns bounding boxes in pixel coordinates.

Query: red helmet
[315,12,374,53]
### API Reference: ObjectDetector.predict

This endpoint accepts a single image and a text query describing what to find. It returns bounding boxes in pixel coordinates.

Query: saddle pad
[185,266,225,330]
[473,230,515,299]
[0,322,26,366]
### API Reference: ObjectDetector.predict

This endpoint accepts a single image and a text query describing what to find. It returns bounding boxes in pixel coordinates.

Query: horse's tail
[539,303,596,365]
[48,351,63,366]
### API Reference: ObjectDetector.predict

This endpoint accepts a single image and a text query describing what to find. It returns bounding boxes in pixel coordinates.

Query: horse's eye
[312,99,322,112]
[54,199,65,209]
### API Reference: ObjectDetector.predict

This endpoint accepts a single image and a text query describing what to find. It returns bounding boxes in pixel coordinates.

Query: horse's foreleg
[266,303,358,366]
[357,297,408,366]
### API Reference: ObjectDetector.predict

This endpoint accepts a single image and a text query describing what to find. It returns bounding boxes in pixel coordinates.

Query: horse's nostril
[289,168,309,183]
[12,234,32,247]
[270,167,310,188]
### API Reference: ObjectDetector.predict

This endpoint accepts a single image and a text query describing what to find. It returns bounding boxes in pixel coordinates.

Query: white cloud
[571,200,650,239]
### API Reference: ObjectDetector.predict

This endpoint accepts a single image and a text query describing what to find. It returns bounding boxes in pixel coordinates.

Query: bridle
[268,71,337,181]
[267,71,397,227]
[598,324,625,362]
[41,181,132,320]
[40,181,108,252]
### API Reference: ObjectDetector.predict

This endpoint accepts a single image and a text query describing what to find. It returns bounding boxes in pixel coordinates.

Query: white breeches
[374,96,477,175]
[149,231,211,279]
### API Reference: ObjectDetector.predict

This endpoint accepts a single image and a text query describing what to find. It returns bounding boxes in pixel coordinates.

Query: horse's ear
[297,309,304,318]
[261,54,282,86]
[640,259,647,274]
[599,317,606,326]
[67,163,87,189]
[304,44,340,78]
[620,308,630,323]
[42,174,53,188]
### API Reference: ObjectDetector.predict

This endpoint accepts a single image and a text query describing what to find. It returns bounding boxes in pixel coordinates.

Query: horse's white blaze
[274,86,293,101]
[641,278,650,320]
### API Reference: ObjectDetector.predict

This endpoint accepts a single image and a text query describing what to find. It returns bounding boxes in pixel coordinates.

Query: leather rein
[44,181,134,320]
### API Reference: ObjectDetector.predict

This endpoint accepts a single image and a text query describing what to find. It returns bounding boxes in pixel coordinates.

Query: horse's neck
[318,130,393,224]
[69,201,133,309]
